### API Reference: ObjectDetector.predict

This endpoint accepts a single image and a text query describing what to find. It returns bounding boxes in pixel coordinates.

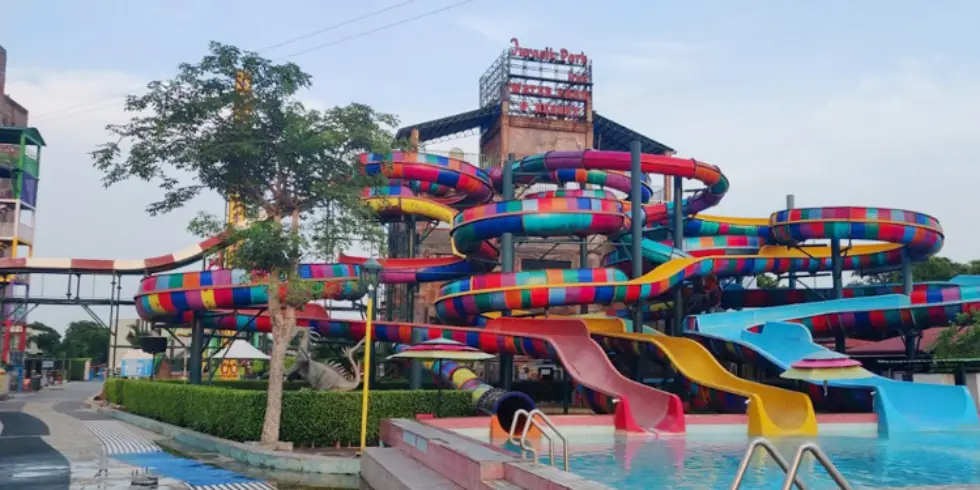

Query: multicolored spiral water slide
[131,148,970,436]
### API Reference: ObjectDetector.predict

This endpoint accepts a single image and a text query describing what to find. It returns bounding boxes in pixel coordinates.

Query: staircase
[361,419,612,490]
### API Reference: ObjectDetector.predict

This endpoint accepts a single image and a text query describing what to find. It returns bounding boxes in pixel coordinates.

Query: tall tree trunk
[259,209,303,446]
[261,270,289,445]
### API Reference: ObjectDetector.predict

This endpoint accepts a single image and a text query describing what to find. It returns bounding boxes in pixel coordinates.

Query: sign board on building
[479,38,593,122]
[41,360,54,369]
[121,358,153,378]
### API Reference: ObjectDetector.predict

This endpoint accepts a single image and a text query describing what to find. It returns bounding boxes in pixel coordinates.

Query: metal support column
[831,238,845,353]
[368,285,380,389]
[670,172,684,336]
[830,238,843,298]
[786,194,797,289]
[499,154,516,390]
[901,249,916,360]
[901,249,913,296]
[579,240,590,314]
[630,141,644,335]
[188,317,203,384]
[407,216,423,389]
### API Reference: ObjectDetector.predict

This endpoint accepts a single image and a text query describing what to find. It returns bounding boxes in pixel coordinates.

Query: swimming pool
[506,429,980,489]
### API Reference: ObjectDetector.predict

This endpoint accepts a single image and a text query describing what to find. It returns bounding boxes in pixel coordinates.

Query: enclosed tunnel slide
[136,289,677,433]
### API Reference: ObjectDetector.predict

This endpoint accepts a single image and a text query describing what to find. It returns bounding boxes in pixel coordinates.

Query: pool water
[516,430,980,489]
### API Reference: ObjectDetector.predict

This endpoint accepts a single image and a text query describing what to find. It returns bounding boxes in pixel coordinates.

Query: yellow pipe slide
[584,319,818,437]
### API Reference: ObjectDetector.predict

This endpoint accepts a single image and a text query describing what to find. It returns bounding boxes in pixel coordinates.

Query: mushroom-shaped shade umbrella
[387,338,496,362]
[781,350,873,394]
[387,338,496,416]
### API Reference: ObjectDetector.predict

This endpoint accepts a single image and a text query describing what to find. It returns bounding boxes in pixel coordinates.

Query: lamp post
[362,258,382,389]
[359,257,382,453]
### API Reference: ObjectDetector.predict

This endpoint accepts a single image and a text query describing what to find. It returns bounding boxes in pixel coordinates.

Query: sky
[2,0,980,330]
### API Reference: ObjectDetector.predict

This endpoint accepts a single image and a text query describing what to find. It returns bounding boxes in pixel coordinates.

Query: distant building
[0,45,29,127]
[0,45,41,364]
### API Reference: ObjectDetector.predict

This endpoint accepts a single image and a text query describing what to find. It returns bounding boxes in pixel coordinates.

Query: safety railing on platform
[729,437,853,490]
[507,408,570,471]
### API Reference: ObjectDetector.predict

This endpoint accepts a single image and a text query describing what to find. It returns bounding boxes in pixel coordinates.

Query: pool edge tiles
[431,413,879,440]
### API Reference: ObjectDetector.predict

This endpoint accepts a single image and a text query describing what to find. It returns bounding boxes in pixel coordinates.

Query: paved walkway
[0,381,273,489]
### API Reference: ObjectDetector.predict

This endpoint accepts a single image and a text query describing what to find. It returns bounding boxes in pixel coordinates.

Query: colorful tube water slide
[429,149,970,434]
[435,206,938,321]
[583,317,817,437]
[180,304,534,427]
[135,278,540,428]
[0,234,230,274]
[686,297,980,434]
[337,153,501,284]
[144,299,666,433]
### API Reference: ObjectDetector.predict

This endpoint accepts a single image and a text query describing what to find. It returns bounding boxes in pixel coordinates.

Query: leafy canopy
[855,256,980,285]
[931,310,980,360]
[92,41,400,260]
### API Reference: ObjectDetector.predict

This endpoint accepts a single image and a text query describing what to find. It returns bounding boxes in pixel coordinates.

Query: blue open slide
[686,295,980,435]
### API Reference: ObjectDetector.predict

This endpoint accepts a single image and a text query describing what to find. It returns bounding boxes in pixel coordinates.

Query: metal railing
[729,437,853,490]
[506,408,570,471]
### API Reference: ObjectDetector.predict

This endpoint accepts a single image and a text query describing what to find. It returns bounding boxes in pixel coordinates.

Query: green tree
[857,256,980,285]
[28,321,63,356]
[91,42,398,446]
[931,310,980,359]
[61,321,110,364]
[755,273,780,289]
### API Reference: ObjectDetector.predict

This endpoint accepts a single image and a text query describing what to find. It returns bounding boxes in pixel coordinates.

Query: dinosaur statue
[286,338,366,391]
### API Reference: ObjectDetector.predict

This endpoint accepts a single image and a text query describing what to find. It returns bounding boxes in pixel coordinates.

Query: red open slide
[484,318,685,434]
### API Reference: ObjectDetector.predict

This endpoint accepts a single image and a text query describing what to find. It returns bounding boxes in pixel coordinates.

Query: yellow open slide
[584,318,818,437]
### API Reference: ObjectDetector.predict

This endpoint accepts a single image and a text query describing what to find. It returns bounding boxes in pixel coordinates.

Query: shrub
[376,378,570,403]
[104,378,122,404]
[68,358,90,381]
[165,377,569,402]
[156,379,308,391]
[110,379,474,446]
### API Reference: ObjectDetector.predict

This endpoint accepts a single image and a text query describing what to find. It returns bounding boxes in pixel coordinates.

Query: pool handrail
[780,442,853,490]
[730,437,808,490]
[730,437,853,490]
[508,408,570,471]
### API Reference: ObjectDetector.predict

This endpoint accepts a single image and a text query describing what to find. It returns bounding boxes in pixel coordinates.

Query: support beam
[786,194,797,289]
[830,238,845,353]
[188,318,203,384]
[830,238,843,299]
[901,249,913,296]
[670,172,684,336]
[579,240,589,314]
[499,154,516,390]
[901,248,917,360]
[407,215,423,389]
[630,141,644,336]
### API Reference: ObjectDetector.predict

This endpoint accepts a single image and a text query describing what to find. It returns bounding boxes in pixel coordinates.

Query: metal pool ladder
[507,408,570,472]
[729,437,853,490]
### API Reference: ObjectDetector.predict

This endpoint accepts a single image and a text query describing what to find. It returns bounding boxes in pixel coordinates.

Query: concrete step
[482,479,526,490]
[362,447,464,490]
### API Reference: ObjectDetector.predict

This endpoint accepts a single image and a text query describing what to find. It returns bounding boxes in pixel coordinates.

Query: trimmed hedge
[68,358,90,381]
[155,378,568,402]
[104,378,474,446]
